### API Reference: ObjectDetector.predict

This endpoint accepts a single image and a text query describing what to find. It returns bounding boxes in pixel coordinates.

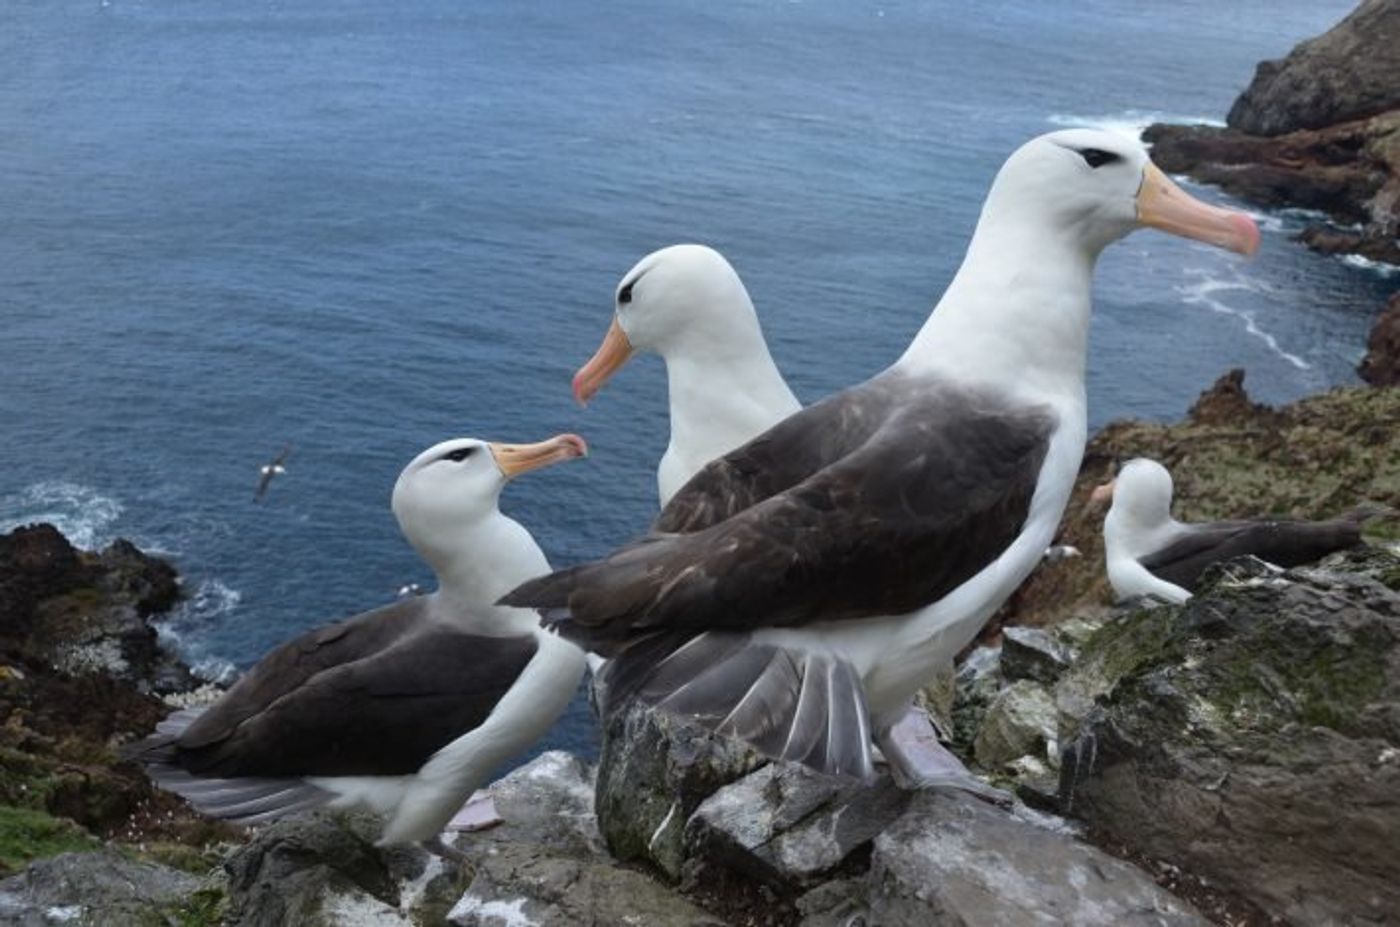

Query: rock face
[0,850,212,927]
[799,792,1208,927]
[683,763,910,892]
[1360,291,1400,386]
[593,699,765,880]
[448,751,723,927]
[1006,377,1400,627]
[1227,0,1400,136]
[0,524,219,848]
[1059,549,1400,925]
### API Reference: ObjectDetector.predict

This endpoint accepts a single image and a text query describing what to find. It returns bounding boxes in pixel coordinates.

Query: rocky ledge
[3,502,1398,925]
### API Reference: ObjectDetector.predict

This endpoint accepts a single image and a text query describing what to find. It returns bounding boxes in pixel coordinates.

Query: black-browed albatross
[504,129,1260,786]
[1094,457,1371,603]
[574,243,1001,790]
[130,433,589,859]
[573,243,801,506]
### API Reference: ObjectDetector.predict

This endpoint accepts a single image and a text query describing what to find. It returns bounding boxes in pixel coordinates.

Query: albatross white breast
[129,434,589,856]
[1096,457,1370,603]
[505,128,1260,788]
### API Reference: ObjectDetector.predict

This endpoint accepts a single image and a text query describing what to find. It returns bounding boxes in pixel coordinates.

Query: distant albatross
[130,433,588,859]
[1094,457,1370,603]
[505,129,1259,789]
[253,444,291,502]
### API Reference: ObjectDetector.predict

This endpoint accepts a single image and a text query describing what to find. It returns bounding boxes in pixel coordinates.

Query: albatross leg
[877,707,1012,805]
[421,836,471,867]
[447,792,503,832]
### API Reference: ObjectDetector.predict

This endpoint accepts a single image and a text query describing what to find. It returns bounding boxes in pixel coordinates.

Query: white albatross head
[984,128,1260,257]
[1099,457,1176,530]
[572,244,761,404]
[391,433,587,563]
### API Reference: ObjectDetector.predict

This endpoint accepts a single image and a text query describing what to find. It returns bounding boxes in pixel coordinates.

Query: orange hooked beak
[1137,162,1260,256]
[572,316,634,406]
[1087,478,1116,510]
[488,434,588,478]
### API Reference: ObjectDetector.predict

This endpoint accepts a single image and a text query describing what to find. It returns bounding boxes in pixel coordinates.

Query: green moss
[0,804,99,874]
[136,841,222,875]
[163,887,227,927]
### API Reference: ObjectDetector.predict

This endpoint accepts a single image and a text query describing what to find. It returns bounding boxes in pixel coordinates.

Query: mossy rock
[1058,549,1400,925]
[0,804,100,874]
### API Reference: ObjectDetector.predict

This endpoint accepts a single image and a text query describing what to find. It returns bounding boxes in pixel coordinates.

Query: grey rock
[913,657,957,740]
[1227,0,1400,136]
[0,850,205,927]
[973,680,1058,770]
[594,699,765,880]
[223,810,420,927]
[800,792,1208,927]
[684,763,910,890]
[448,843,725,927]
[1059,549,1400,925]
[1000,626,1074,685]
[950,645,1002,756]
[467,750,601,857]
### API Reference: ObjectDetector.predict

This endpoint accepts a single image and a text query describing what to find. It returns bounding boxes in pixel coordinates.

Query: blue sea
[2,0,1394,761]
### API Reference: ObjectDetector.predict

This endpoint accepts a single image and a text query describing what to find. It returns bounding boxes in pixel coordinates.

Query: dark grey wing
[656,372,907,534]
[143,601,538,777]
[1142,517,1363,590]
[599,630,875,779]
[505,383,1057,653]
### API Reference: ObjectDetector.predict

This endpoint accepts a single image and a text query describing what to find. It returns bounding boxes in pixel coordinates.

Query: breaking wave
[1177,273,1311,371]
[1046,110,1225,140]
[0,481,125,550]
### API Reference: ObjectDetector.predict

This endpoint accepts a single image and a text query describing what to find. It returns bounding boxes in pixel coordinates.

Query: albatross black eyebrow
[439,446,477,463]
[1078,147,1122,168]
[618,278,638,305]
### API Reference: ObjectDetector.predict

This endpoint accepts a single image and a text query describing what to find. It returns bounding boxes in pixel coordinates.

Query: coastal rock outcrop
[1226,0,1400,136]
[1141,0,1400,266]
[1058,548,1400,925]
[1361,291,1400,386]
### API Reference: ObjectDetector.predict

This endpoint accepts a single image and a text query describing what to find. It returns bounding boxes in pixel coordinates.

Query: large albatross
[1095,457,1370,603]
[504,129,1259,785]
[129,434,588,858]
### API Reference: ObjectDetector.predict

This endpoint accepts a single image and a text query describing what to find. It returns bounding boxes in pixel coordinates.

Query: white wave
[155,577,242,684]
[1177,274,1311,371]
[0,481,125,550]
[1340,253,1399,277]
[1046,110,1225,140]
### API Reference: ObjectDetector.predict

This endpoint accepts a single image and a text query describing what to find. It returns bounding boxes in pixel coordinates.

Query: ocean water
[2,0,1393,761]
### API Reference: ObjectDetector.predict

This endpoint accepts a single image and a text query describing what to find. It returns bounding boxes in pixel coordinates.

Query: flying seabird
[573,244,801,506]
[505,129,1259,791]
[1094,457,1370,603]
[253,444,291,502]
[130,434,589,859]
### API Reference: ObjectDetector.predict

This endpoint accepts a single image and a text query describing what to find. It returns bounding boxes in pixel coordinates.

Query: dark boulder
[1227,0,1400,136]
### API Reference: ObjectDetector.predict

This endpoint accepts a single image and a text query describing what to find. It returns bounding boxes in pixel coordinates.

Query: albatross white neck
[419,512,550,627]
[898,198,1100,405]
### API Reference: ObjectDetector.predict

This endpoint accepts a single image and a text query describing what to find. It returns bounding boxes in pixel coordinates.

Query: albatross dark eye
[1079,148,1121,169]
[440,446,476,463]
[618,280,636,305]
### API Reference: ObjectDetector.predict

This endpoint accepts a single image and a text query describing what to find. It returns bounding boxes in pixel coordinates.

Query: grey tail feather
[129,706,331,825]
[601,631,875,780]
